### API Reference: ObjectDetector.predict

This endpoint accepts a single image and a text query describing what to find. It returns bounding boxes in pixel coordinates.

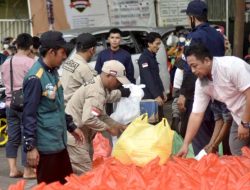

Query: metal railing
[0,19,31,40]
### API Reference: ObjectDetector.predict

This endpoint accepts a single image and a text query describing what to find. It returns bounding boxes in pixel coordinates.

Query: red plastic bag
[31,182,46,190]
[93,132,112,161]
[9,147,250,190]
[8,180,25,190]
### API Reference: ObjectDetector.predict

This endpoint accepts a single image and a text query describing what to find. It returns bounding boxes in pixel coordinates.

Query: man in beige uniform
[61,33,97,105]
[65,60,131,174]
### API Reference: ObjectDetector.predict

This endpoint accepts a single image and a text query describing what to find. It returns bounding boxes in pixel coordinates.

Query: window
[120,31,137,54]
[91,33,105,62]
[132,31,149,53]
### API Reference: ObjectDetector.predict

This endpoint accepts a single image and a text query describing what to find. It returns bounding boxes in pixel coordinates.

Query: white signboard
[63,0,110,28]
[157,0,190,26]
[108,0,156,27]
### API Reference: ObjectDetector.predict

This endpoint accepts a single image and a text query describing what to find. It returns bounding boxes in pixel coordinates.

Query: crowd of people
[1,0,250,186]
[0,25,167,184]
[166,0,250,158]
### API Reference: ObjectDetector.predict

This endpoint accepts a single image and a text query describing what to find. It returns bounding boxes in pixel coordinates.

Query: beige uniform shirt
[65,75,121,145]
[61,53,97,105]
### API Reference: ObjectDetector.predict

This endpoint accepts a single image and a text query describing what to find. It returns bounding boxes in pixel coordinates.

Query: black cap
[181,0,208,17]
[76,33,97,49]
[40,31,67,49]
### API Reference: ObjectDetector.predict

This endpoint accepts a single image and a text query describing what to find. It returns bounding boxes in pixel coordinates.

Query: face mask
[179,37,186,43]
[3,44,9,49]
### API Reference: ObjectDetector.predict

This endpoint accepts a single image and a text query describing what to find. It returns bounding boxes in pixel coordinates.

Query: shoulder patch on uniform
[27,75,37,80]
[142,62,149,68]
[35,68,44,78]
[91,107,101,116]
[83,78,95,86]
[62,59,80,73]
[185,39,192,47]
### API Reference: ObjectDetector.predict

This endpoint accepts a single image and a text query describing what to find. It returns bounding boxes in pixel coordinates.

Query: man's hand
[108,124,127,136]
[204,144,217,154]
[107,127,120,136]
[177,95,186,112]
[176,143,189,158]
[27,148,40,168]
[71,128,85,145]
[238,124,250,140]
[155,96,164,106]
[119,124,128,132]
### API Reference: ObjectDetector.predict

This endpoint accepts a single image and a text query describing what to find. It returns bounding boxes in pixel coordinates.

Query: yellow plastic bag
[112,114,174,167]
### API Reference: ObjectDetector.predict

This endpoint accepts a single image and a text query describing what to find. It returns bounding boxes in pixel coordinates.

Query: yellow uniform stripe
[35,68,44,78]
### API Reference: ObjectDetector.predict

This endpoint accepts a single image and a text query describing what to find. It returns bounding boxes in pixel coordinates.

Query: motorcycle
[0,85,7,147]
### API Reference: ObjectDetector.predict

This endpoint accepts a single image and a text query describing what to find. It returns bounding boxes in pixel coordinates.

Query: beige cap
[102,60,131,84]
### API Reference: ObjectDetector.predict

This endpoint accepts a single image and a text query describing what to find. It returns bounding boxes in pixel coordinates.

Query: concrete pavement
[0,147,37,190]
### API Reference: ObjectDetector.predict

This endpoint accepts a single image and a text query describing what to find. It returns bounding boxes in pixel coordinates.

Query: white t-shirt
[192,56,250,125]
[173,68,183,89]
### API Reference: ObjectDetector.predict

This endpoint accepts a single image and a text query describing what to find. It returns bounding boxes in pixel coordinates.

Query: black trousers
[180,100,214,155]
[105,103,113,116]
[158,105,164,121]
[37,149,73,184]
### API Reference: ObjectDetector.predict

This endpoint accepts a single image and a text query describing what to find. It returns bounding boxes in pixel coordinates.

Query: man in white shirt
[177,43,250,157]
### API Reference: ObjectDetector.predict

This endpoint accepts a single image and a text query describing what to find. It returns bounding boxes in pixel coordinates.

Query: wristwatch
[24,137,35,152]
[241,121,250,128]
[26,143,35,151]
